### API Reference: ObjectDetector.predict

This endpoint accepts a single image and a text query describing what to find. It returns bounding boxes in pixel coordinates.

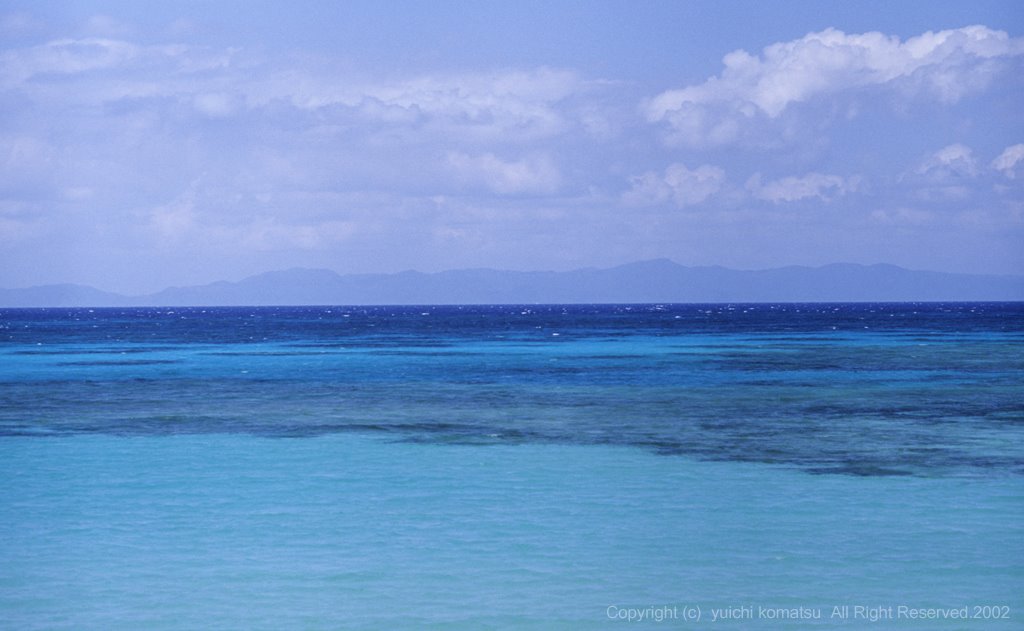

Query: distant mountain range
[2,260,1022,307]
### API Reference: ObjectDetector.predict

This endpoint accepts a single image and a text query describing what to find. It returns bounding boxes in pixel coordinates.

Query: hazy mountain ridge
[2,260,1022,307]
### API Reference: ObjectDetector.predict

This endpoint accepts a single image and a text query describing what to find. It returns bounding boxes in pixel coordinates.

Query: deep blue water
[1,303,1022,628]
[2,303,1022,477]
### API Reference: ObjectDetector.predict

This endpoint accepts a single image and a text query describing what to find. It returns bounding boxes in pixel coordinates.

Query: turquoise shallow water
[1,434,1021,629]
[1,304,1022,628]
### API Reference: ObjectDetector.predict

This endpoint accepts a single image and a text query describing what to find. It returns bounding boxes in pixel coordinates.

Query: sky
[1,0,1022,294]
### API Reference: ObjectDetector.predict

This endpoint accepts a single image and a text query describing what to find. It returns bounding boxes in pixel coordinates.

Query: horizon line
[6,259,1024,296]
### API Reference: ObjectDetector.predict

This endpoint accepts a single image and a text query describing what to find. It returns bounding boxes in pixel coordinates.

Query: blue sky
[1,1,1022,293]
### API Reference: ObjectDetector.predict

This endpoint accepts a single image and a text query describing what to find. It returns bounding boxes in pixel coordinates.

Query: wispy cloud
[917,143,979,178]
[746,172,859,203]
[446,152,562,195]
[992,144,1024,179]
[0,38,591,145]
[623,163,726,207]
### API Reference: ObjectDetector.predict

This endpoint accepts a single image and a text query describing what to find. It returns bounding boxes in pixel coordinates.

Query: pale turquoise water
[1,434,1021,629]
[1,304,1022,628]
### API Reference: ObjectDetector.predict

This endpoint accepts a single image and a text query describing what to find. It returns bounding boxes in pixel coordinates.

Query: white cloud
[293,67,586,143]
[747,172,858,203]
[0,35,605,216]
[917,143,979,178]
[904,144,988,202]
[447,152,561,195]
[0,39,589,145]
[991,143,1024,178]
[250,66,585,144]
[646,25,1024,146]
[623,163,725,207]
[869,207,935,225]
[0,38,139,84]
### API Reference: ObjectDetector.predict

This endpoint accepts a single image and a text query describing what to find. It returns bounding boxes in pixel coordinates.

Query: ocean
[1,303,1021,629]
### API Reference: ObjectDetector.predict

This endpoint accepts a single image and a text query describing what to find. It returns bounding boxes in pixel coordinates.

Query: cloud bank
[0,13,1021,290]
